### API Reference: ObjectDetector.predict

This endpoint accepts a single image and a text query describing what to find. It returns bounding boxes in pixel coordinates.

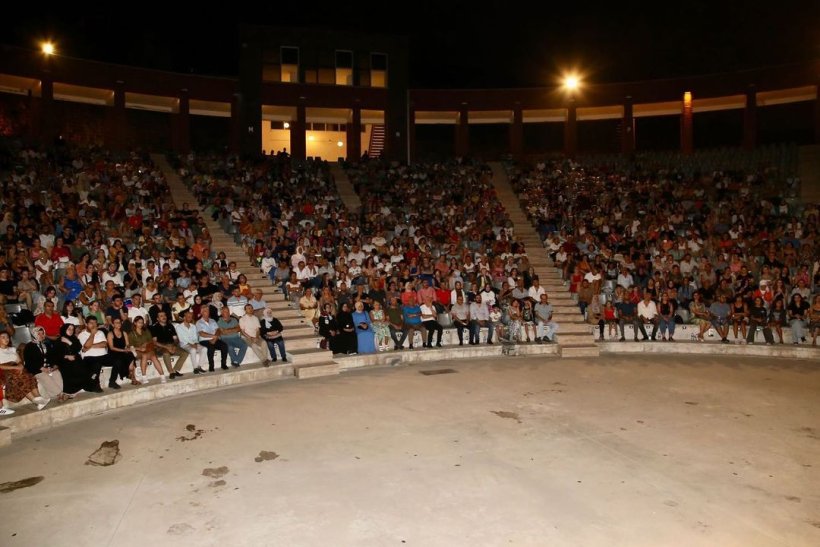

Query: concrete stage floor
[0,355,818,546]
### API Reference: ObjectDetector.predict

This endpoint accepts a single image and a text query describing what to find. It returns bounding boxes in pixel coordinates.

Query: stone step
[560,345,601,358]
[294,362,340,379]
[552,313,583,322]
[558,322,594,334]
[282,317,309,328]
[287,333,322,350]
[289,348,335,366]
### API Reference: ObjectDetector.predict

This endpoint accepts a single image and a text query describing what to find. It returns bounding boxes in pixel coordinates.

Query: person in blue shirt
[216,306,248,367]
[352,300,376,354]
[401,294,426,350]
[616,300,639,341]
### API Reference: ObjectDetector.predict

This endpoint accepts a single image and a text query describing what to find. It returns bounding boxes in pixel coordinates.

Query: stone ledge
[334,342,560,370]
[2,363,294,440]
[599,340,819,360]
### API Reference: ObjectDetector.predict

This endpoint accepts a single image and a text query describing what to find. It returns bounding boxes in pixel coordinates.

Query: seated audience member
[787,294,810,345]
[386,297,408,350]
[151,311,189,378]
[746,297,774,345]
[77,316,109,392]
[468,293,495,345]
[197,307,229,371]
[176,310,206,374]
[107,317,139,387]
[0,331,50,411]
[216,306,248,367]
[401,295,427,350]
[261,308,288,362]
[709,294,732,343]
[129,315,164,382]
[239,304,271,365]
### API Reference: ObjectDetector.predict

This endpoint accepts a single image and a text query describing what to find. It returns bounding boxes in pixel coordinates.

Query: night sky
[3,1,818,89]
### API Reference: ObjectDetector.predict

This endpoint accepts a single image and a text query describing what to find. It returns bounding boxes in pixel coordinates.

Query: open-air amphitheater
[0,32,818,547]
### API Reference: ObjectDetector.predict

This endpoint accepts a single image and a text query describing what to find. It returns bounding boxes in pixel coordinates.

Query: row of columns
[448,86,789,159]
[23,74,820,161]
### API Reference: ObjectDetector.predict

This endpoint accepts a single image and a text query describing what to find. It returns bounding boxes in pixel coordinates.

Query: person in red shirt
[434,284,451,308]
[34,300,64,344]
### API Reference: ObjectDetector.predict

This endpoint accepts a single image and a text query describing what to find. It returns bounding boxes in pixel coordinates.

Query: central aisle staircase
[152,154,338,378]
[330,164,362,214]
[488,162,599,358]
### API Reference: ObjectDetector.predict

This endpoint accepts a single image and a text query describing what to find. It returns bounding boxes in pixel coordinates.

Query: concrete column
[175,88,191,154]
[39,75,54,146]
[229,94,240,154]
[455,104,469,157]
[621,96,635,155]
[408,106,416,164]
[743,85,757,150]
[105,81,127,150]
[509,105,523,159]
[347,106,361,161]
[680,91,694,155]
[564,101,577,158]
[815,84,820,144]
[290,104,306,161]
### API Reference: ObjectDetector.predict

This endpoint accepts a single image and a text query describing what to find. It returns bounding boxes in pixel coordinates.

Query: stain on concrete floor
[202,466,229,479]
[254,451,279,463]
[86,440,121,466]
[491,411,522,424]
[177,424,204,442]
[0,476,44,494]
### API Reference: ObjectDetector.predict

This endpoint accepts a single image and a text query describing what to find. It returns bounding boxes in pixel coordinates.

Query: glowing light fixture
[308,135,315,141]
[562,74,581,92]
[283,122,290,129]
[41,42,55,56]
[337,141,344,147]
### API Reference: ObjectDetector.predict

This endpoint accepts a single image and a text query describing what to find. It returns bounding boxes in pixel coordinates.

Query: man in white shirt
[127,293,150,326]
[534,293,558,343]
[101,262,123,288]
[239,304,271,365]
[78,317,109,392]
[196,307,229,371]
[527,277,546,302]
[348,244,366,265]
[175,309,205,374]
[468,293,495,344]
[249,289,267,314]
[226,286,249,317]
[450,295,471,345]
[479,284,497,308]
[636,293,659,341]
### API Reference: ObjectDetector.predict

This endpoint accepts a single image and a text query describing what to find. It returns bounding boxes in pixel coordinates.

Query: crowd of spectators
[179,155,556,355]
[3,140,817,416]
[506,147,820,345]
[0,145,290,416]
